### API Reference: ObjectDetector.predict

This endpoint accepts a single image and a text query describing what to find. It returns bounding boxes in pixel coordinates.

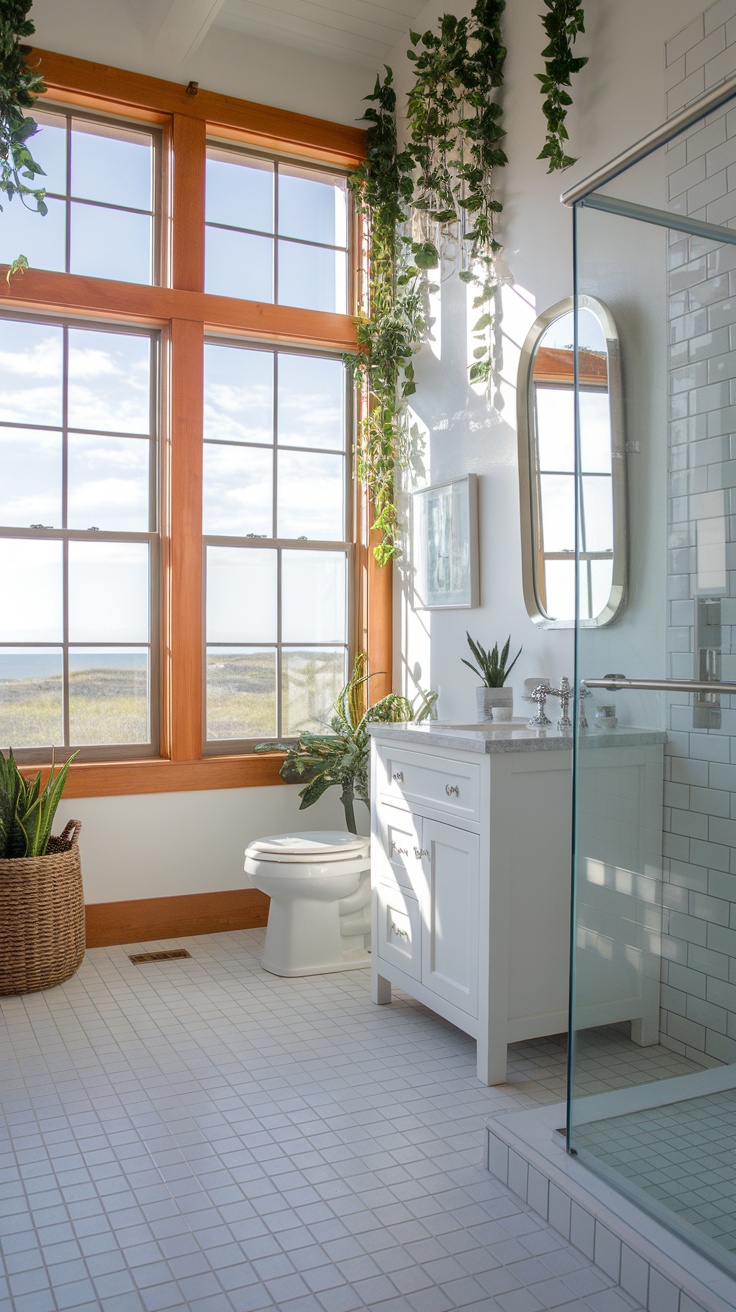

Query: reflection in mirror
[517,295,626,628]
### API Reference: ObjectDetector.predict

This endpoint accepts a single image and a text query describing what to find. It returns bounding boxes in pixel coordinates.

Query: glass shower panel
[569,104,736,1278]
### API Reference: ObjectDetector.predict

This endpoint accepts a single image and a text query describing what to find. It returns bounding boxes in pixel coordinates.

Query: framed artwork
[412,474,479,609]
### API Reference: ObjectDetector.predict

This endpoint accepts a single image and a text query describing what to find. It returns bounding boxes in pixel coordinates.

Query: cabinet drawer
[378,747,480,823]
[374,810,427,897]
[375,883,421,980]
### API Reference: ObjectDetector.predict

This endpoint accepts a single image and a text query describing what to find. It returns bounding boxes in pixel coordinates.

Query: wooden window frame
[8,49,391,799]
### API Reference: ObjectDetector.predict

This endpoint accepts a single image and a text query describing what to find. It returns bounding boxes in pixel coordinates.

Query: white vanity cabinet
[369,725,665,1086]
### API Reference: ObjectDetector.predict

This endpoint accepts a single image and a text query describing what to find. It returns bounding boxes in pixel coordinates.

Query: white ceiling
[123,0,429,70]
[216,0,429,69]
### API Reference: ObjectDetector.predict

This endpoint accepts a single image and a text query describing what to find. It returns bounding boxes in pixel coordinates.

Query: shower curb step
[485,1102,736,1312]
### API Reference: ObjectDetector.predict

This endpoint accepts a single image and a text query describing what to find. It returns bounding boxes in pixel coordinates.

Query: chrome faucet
[547,676,572,730]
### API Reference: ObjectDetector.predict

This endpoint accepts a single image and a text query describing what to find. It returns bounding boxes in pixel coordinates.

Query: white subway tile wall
[662,0,736,1065]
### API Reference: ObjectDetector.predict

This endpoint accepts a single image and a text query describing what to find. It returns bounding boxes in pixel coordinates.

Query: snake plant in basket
[0,749,84,996]
[257,655,436,833]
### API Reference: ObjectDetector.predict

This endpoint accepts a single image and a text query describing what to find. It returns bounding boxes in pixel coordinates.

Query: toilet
[243,831,371,977]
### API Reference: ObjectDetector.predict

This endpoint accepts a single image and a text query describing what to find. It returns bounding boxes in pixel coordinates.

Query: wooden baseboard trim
[85,889,270,947]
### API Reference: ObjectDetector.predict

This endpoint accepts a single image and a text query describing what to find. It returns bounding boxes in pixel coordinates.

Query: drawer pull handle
[392,843,409,857]
[390,922,410,942]
[445,783,460,797]
[392,770,404,782]
[414,847,429,859]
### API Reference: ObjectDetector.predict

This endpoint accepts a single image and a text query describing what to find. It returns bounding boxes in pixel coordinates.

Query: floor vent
[128,949,192,965]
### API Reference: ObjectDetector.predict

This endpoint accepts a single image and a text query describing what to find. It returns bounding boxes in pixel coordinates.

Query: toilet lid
[246,830,369,863]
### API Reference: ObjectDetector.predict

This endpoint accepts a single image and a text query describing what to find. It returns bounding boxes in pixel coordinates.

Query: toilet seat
[246,830,369,863]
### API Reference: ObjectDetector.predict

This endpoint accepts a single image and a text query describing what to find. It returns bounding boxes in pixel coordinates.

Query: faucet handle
[528,684,552,728]
[578,681,592,730]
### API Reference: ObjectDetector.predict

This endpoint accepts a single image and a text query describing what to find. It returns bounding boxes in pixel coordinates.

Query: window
[0,51,379,794]
[0,316,158,755]
[0,107,158,285]
[205,146,349,312]
[203,342,350,745]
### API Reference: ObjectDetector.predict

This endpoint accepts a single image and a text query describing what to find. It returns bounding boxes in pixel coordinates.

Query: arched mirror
[517,294,626,628]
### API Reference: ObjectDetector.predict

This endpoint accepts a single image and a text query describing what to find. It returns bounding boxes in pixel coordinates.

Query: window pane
[206,152,273,232]
[69,647,149,745]
[543,559,575,622]
[70,202,152,284]
[580,390,612,473]
[33,109,68,195]
[204,343,273,444]
[278,354,344,451]
[282,647,347,736]
[281,551,346,643]
[207,547,277,643]
[0,195,66,274]
[67,433,150,532]
[68,541,149,643]
[203,445,273,536]
[0,539,63,641]
[0,647,63,749]
[278,450,344,540]
[278,164,347,247]
[536,388,575,472]
[205,227,274,301]
[540,474,575,553]
[0,428,62,528]
[278,240,346,313]
[590,558,614,620]
[71,118,152,211]
[0,321,63,426]
[582,476,613,553]
[206,647,276,740]
[68,329,152,434]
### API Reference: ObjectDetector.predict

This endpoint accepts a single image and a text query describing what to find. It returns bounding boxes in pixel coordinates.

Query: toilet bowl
[244,831,371,977]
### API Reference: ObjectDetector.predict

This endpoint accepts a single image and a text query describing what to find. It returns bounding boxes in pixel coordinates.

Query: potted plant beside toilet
[463,632,522,722]
[0,748,83,995]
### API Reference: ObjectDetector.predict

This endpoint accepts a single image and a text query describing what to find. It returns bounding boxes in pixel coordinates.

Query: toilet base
[261,948,371,978]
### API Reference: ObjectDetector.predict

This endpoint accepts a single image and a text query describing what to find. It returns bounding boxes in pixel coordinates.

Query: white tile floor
[573,1089,736,1257]
[0,930,695,1312]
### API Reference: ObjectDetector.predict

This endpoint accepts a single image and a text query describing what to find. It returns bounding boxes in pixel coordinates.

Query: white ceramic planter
[476,686,514,722]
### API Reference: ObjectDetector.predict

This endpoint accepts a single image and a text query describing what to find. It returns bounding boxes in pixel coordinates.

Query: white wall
[389,0,708,725]
[27,0,709,907]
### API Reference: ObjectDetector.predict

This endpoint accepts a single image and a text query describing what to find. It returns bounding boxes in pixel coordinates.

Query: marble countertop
[367,721,667,755]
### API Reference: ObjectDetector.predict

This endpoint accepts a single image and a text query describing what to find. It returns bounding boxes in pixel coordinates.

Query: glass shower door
[568,96,736,1277]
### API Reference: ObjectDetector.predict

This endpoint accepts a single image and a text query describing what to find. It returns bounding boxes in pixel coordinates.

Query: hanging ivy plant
[405,0,507,384]
[345,0,507,566]
[343,70,426,567]
[0,0,47,278]
[537,0,587,172]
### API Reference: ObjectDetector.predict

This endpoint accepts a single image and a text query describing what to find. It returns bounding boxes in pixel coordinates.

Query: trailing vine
[345,0,507,565]
[406,0,507,384]
[537,0,587,172]
[0,1,47,279]
[343,71,425,567]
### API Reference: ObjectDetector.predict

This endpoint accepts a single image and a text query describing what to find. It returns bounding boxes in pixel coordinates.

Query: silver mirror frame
[516,293,627,629]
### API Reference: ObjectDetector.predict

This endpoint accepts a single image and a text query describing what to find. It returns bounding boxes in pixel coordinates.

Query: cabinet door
[421,819,479,1018]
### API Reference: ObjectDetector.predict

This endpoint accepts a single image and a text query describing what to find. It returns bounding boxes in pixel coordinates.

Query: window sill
[20,753,287,798]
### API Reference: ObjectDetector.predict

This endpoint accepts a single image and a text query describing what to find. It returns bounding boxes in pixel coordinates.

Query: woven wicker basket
[0,820,84,996]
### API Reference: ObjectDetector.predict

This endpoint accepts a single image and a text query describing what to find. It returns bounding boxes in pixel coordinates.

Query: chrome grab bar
[583,677,736,695]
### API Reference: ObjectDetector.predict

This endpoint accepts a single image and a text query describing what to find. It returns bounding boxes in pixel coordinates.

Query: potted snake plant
[462,633,522,722]
[0,748,83,995]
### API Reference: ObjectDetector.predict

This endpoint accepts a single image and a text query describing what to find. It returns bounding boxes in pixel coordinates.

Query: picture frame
[412,474,479,609]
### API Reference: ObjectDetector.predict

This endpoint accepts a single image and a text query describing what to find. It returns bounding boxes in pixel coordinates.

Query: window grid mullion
[273,161,280,305]
[276,548,283,738]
